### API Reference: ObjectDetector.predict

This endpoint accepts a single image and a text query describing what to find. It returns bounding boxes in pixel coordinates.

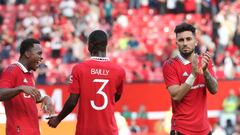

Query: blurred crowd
[0,0,240,84]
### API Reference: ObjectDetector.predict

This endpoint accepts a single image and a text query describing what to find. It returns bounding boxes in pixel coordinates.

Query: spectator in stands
[220,89,238,127]
[0,41,11,59]
[237,88,240,112]
[129,0,140,9]
[121,105,132,119]
[118,33,130,50]
[199,30,216,53]
[15,0,26,5]
[50,37,62,58]
[22,12,39,29]
[166,0,177,13]
[59,0,76,19]
[223,52,235,79]
[128,33,139,49]
[0,58,3,76]
[114,112,131,135]
[201,0,211,14]
[0,0,6,5]
[63,48,77,63]
[153,119,168,135]
[71,12,88,37]
[233,123,240,135]
[216,22,230,56]
[132,71,143,82]
[36,63,48,85]
[116,13,129,28]
[225,119,235,135]
[137,105,147,119]
[140,63,149,81]
[233,24,240,49]
[104,0,113,25]
[0,14,3,25]
[39,11,54,38]
[176,0,185,13]
[149,0,166,14]
[71,33,85,62]
[136,105,149,133]
[129,119,141,133]
[212,122,226,135]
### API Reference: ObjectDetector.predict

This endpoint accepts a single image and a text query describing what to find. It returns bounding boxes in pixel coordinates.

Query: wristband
[185,74,196,86]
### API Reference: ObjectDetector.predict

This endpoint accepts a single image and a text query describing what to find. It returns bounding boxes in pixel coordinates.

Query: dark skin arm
[0,88,21,101]
[48,93,79,128]
[0,86,41,101]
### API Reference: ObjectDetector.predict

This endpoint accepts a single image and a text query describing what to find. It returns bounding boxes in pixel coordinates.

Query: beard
[179,48,195,59]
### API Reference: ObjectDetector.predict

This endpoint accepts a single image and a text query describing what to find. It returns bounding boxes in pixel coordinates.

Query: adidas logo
[183,72,189,77]
[23,78,28,83]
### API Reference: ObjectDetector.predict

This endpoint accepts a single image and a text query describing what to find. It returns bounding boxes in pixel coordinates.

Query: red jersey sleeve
[207,59,216,78]
[116,67,126,95]
[68,65,81,94]
[0,67,16,88]
[162,60,180,88]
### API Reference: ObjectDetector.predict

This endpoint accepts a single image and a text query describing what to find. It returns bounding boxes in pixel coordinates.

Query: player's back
[71,58,125,135]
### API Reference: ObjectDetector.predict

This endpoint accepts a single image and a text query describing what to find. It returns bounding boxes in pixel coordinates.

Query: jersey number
[90,79,109,110]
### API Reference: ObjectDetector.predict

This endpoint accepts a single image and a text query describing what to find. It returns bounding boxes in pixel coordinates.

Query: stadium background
[0,0,240,134]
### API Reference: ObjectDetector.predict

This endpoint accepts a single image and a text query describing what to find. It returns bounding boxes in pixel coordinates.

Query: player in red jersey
[0,38,54,135]
[162,23,218,135]
[48,30,126,135]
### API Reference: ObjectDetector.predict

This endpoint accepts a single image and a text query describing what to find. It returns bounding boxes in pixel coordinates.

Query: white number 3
[90,79,109,110]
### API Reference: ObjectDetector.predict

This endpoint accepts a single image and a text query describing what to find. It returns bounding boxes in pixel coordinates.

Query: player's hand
[202,51,211,71]
[17,85,41,101]
[191,54,198,77]
[47,116,61,128]
[41,96,54,115]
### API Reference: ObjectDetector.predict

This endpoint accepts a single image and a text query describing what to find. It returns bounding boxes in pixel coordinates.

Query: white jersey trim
[13,61,29,73]
[90,57,110,61]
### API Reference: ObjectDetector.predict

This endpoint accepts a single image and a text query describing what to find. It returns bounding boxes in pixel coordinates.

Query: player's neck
[18,58,29,71]
[91,52,106,57]
[180,53,194,62]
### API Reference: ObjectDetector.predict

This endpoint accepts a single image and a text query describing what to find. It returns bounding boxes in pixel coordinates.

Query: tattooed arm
[203,69,218,94]
[202,52,218,95]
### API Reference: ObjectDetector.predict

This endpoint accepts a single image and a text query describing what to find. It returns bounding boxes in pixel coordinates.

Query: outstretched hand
[41,96,54,116]
[47,116,61,128]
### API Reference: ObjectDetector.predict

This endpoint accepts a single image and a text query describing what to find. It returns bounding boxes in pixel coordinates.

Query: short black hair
[88,30,108,54]
[20,38,40,57]
[174,22,196,35]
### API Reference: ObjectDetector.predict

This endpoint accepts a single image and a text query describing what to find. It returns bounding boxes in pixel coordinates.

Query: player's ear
[25,49,31,58]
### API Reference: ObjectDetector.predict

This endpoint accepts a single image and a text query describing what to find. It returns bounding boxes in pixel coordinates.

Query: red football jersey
[69,57,125,135]
[162,54,216,135]
[0,62,40,135]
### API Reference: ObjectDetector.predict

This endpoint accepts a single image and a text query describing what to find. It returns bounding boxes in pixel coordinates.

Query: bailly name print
[91,68,109,76]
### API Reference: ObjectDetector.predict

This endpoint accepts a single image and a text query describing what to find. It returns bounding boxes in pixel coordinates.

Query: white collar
[177,54,191,65]
[90,57,110,61]
[13,61,29,73]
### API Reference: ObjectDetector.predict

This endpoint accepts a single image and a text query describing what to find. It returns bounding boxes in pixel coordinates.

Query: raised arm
[202,52,218,94]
